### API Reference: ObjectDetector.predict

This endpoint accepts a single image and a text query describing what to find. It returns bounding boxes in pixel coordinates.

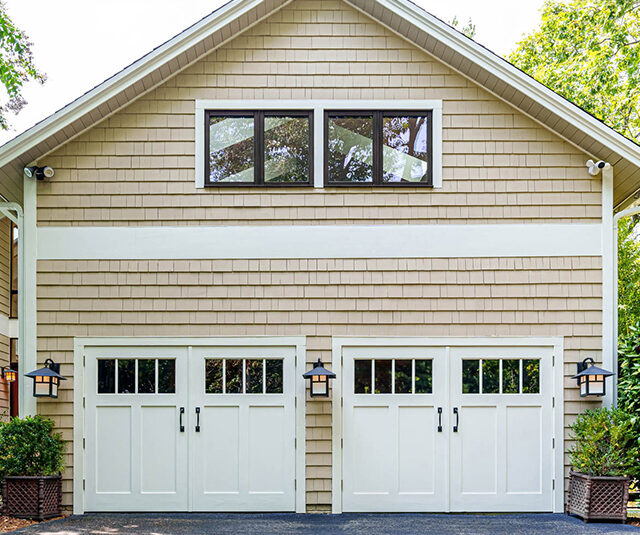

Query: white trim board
[72,335,306,515]
[330,336,565,514]
[195,100,443,189]
[39,223,602,260]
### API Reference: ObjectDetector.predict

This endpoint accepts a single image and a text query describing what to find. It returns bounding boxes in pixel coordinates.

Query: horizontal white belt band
[37,223,603,260]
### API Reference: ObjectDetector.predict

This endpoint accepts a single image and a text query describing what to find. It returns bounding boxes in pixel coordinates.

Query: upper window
[325,111,432,186]
[205,111,313,186]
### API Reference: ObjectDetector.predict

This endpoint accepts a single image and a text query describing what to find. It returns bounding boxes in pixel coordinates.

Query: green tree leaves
[510,0,640,141]
[0,1,45,130]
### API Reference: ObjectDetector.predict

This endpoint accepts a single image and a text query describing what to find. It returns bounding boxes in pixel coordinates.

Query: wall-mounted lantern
[302,358,336,398]
[1,367,16,382]
[25,359,66,398]
[572,357,614,397]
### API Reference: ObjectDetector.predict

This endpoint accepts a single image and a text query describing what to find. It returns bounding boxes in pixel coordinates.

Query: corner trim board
[37,223,602,260]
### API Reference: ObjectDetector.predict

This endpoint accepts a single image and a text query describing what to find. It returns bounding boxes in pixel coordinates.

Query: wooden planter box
[567,471,629,523]
[1,476,62,520]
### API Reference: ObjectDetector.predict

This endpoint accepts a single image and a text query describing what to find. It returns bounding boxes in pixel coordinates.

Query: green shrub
[569,408,639,478]
[617,323,640,479]
[0,416,65,477]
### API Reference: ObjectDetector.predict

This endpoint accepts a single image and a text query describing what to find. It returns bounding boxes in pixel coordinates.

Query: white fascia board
[195,99,443,189]
[38,223,602,260]
[372,0,640,167]
[0,0,268,167]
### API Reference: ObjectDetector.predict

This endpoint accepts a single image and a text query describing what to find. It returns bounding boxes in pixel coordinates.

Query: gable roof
[0,0,639,209]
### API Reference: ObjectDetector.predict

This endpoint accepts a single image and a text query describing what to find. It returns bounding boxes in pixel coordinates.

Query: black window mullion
[255,111,264,185]
[374,111,383,185]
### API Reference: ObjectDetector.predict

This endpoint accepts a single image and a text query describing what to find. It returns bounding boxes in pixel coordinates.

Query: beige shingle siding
[0,217,11,317]
[36,0,599,228]
[36,256,602,510]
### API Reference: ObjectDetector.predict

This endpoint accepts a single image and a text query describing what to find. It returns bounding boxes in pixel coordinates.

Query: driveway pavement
[11,513,640,535]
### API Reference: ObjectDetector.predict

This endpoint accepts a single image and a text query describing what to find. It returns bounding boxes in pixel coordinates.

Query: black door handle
[437,407,442,432]
[453,407,459,433]
[195,407,201,432]
[179,407,185,432]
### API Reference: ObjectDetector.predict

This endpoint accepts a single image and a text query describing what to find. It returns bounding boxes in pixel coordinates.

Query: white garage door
[342,344,555,513]
[84,343,297,512]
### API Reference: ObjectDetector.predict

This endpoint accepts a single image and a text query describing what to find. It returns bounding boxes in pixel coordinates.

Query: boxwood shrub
[0,416,65,477]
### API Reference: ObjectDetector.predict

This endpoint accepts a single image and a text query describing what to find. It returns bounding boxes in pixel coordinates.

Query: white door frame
[331,336,564,514]
[73,336,307,515]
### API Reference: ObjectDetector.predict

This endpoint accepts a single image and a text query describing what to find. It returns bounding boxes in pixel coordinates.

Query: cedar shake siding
[36,0,599,228]
[37,256,602,510]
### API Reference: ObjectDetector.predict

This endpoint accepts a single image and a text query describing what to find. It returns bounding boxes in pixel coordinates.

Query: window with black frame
[205,111,313,186]
[325,111,432,186]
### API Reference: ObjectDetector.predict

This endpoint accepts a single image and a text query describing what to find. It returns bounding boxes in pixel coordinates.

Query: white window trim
[330,336,565,514]
[195,99,443,189]
[73,336,307,515]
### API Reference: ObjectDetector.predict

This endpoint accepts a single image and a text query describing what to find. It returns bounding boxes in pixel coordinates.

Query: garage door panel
[95,406,132,494]
[506,406,541,494]
[351,406,393,494]
[248,406,287,494]
[398,406,435,495]
[140,406,178,494]
[202,406,240,494]
[459,406,497,495]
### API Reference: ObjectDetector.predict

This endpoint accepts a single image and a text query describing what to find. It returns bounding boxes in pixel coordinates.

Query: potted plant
[567,408,639,523]
[0,416,65,520]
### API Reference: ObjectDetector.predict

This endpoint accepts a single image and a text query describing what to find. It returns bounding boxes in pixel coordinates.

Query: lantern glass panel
[580,377,588,396]
[311,375,328,396]
[4,369,16,382]
[34,376,50,396]
[589,376,605,396]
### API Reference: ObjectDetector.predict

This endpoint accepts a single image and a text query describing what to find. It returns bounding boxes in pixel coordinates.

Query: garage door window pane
[265,359,283,393]
[118,359,135,394]
[97,359,115,394]
[138,359,156,394]
[158,359,176,394]
[523,359,540,394]
[246,359,264,394]
[462,360,480,393]
[502,359,520,394]
[482,360,500,394]
[414,360,433,393]
[374,360,392,394]
[205,359,223,393]
[226,359,243,394]
[354,360,372,393]
[394,360,412,393]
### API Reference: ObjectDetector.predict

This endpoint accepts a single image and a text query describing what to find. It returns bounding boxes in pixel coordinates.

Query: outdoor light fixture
[572,357,614,397]
[1,366,16,382]
[302,358,336,398]
[23,166,55,180]
[25,358,66,398]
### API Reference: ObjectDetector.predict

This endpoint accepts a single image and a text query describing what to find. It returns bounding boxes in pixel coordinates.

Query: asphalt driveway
[11,513,640,535]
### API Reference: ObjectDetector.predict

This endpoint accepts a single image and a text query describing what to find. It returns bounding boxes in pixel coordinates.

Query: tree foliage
[0,1,45,130]
[509,0,640,141]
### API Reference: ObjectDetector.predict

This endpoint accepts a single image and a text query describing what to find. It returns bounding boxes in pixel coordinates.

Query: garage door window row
[354,358,433,394]
[205,358,284,394]
[97,358,176,394]
[462,358,540,394]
